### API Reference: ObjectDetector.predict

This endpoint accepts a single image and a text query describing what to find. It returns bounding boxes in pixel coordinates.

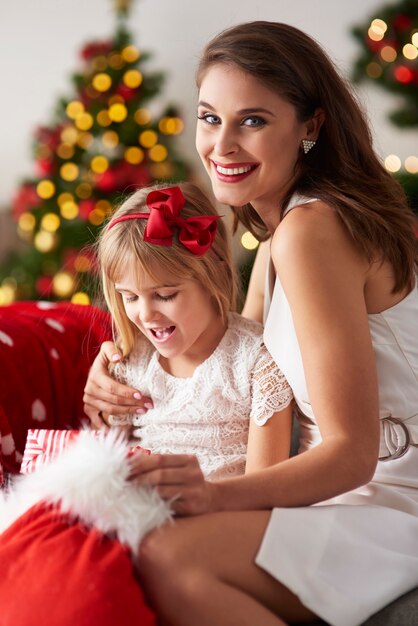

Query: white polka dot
[50,348,60,360]
[37,301,57,309]
[32,399,47,422]
[45,318,65,333]
[1,433,16,455]
[0,330,14,347]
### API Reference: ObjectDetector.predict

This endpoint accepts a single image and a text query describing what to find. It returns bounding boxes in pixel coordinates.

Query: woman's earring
[302,139,316,154]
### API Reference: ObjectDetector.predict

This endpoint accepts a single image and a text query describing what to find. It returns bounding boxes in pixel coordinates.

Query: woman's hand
[129,453,219,516]
[83,341,152,428]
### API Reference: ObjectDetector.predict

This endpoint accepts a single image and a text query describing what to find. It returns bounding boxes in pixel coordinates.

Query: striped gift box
[21,429,150,474]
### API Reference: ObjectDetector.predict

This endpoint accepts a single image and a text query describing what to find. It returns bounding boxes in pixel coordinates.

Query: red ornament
[35,159,54,177]
[35,276,53,297]
[80,41,113,61]
[12,184,41,219]
[394,65,414,83]
[78,199,96,220]
[392,14,413,30]
[116,84,137,101]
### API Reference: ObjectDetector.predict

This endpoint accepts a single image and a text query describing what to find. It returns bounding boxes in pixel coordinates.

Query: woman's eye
[124,295,137,303]
[197,112,221,125]
[156,292,177,302]
[242,116,266,128]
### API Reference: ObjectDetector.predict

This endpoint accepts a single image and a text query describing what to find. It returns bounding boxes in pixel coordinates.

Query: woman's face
[196,64,309,220]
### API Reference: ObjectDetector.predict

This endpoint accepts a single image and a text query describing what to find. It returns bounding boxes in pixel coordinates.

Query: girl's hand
[83,341,152,428]
[129,453,219,516]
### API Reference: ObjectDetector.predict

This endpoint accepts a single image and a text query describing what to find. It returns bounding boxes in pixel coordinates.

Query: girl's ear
[306,108,325,141]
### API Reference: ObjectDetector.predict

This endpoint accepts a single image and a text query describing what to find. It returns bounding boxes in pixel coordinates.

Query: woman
[83,22,418,626]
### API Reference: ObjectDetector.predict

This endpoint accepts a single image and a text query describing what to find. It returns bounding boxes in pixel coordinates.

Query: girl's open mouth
[150,326,175,342]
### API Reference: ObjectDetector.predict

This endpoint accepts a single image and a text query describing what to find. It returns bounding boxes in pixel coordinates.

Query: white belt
[379,415,418,461]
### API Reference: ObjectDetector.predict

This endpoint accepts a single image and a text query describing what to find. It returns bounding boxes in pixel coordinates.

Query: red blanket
[0,301,111,483]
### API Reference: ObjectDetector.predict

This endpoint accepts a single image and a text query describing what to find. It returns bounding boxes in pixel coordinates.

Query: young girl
[97,181,293,481]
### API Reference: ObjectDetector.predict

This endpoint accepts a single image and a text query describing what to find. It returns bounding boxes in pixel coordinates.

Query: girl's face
[115,264,225,375]
[196,64,309,225]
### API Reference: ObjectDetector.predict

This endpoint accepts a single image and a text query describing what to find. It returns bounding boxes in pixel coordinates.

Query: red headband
[107,186,219,256]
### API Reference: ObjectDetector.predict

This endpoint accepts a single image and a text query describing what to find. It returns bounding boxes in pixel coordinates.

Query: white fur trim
[0,430,172,555]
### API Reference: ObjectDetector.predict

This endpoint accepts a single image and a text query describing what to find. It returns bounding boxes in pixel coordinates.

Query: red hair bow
[108,186,219,256]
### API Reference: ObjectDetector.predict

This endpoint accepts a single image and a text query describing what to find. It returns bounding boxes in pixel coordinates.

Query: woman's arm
[83,341,149,427]
[129,203,380,515]
[241,240,270,322]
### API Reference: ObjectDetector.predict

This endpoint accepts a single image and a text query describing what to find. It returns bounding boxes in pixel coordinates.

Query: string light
[404,156,418,174]
[97,110,112,127]
[102,130,119,148]
[108,103,128,122]
[60,200,79,220]
[380,46,397,62]
[149,144,168,162]
[403,43,418,60]
[0,282,16,306]
[36,180,55,199]
[108,53,124,69]
[41,213,61,232]
[92,73,112,92]
[134,108,152,125]
[52,272,75,297]
[34,230,56,253]
[57,192,74,207]
[241,231,259,251]
[123,69,143,88]
[384,154,401,172]
[75,182,92,199]
[366,62,383,78]
[88,208,106,225]
[158,117,184,135]
[124,146,144,164]
[90,155,109,173]
[121,45,140,63]
[77,132,94,149]
[71,291,90,305]
[139,129,158,148]
[60,162,79,181]
[18,212,36,232]
[75,112,94,131]
[66,101,85,119]
[56,143,75,159]
[74,254,91,273]
[61,126,78,144]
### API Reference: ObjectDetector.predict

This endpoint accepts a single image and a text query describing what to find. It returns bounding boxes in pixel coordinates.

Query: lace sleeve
[251,345,293,426]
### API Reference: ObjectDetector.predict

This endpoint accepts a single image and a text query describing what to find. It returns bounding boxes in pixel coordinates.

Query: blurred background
[0,0,417,304]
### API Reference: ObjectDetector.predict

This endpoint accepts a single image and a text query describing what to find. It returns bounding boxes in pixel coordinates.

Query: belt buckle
[379,416,410,461]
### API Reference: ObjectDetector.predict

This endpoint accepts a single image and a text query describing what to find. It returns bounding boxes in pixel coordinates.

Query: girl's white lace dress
[111,312,293,480]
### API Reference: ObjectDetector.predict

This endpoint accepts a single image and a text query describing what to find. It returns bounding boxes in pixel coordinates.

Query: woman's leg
[138,510,318,626]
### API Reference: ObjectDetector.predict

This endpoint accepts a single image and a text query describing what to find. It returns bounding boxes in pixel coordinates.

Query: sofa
[0,300,416,625]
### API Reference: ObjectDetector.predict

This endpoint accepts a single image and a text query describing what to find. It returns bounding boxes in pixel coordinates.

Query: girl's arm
[245,403,293,473]
[241,240,270,322]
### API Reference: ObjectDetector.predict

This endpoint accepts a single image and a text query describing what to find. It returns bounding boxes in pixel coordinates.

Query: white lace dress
[110,312,293,480]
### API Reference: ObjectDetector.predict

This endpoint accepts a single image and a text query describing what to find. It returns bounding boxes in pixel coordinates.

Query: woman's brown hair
[197,21,417,292]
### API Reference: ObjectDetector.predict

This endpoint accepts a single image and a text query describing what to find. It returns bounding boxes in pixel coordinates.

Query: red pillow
[0,502,157,626]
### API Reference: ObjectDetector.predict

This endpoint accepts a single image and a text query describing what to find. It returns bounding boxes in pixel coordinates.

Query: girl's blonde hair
[98,182,239,355]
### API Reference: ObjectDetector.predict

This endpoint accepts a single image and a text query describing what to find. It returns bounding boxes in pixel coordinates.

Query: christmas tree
[0,1,189,305]
[351,0,418,214]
